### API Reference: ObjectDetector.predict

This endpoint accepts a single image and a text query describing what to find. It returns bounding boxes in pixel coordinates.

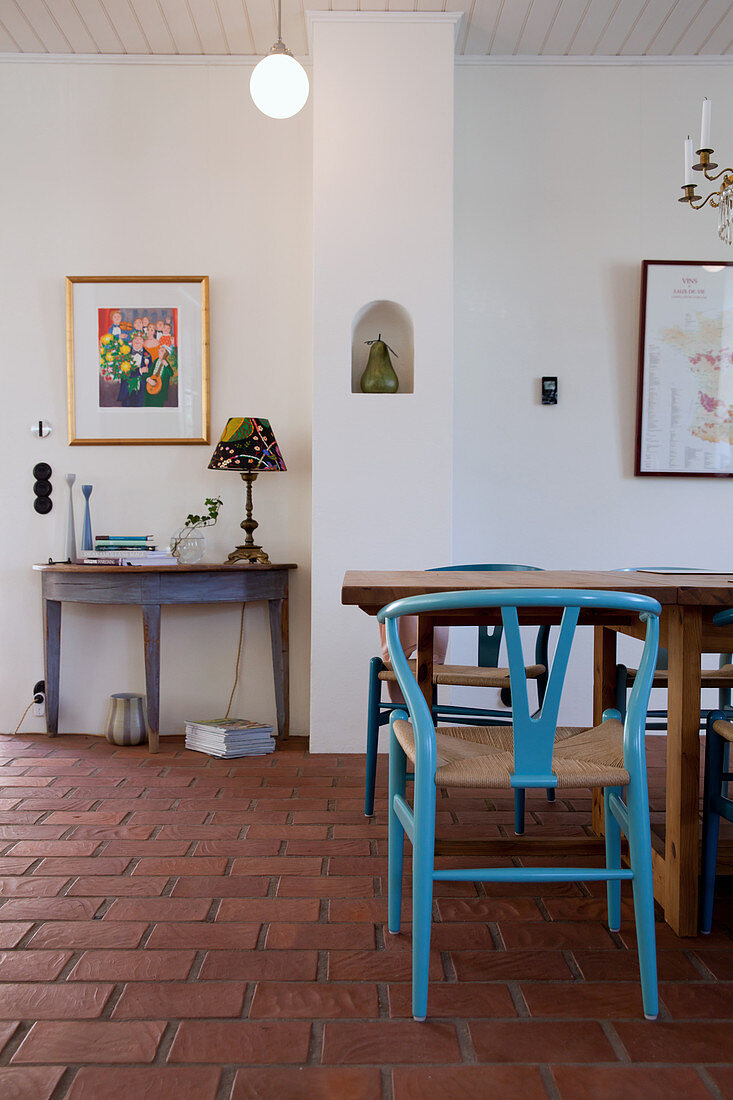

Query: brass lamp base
[224,471,272,566]
[227,544,271,565]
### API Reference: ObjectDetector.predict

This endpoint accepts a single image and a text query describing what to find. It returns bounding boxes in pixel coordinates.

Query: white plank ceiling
[1,0,733,58]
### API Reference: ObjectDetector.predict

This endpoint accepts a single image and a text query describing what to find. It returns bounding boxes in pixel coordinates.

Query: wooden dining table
[342,568,733,937]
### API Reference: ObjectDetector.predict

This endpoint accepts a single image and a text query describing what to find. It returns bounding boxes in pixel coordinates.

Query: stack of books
[185,718,276,758]
[82,535,177,566]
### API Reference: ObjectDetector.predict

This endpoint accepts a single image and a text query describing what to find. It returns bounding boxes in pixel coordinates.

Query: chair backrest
[378,589,661,788]
[430,564,542,668]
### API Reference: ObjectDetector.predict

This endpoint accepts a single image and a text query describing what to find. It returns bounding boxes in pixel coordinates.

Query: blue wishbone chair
[700,607,733,934]
[365,564,551,834]
[380,588,660,1022]
[613,569,733,730]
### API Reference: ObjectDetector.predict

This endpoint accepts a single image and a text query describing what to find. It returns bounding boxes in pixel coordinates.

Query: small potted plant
[170,496,222,563]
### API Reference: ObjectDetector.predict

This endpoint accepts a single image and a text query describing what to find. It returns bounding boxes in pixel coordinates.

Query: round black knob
[33,480,52,498]
[33,462,52,481]
[34,497,53,515]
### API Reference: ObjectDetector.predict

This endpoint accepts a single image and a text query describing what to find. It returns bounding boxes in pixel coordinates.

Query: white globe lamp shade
[250,52,309,119]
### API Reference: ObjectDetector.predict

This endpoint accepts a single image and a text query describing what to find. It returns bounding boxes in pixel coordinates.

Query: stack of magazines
[83,535,177,566]
[185,718,276,758]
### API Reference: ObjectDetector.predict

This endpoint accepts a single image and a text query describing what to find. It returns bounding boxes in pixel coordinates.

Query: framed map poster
[636,260,733,477]
[66,275,209,445]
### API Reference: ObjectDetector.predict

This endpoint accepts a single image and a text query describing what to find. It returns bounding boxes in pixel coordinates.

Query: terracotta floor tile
[469,1020,616,1063]
[0,1066,66,1099]
[6,841,101,857]
[277,876,375,897]
[102,841,192,857]
[0,982,113,1019]
[0,924,33,948]
[0,1020,20,1053]
[249,981,379,1018]
[66,874,169,896]
[392,1065,548,1099]
[550,1064,712,1100]
[145,921,260,950]
[68,950,196,981]
[451,949,572,981]
[230,856,323,876]
[31,857,131,876]
[67,1066,222,1100]
[498,922,616,950]
[103,898,212,922]
[216,898,320,922]
[26,921,147,950]
[521,981,645,1018]
[660,981,733,1018]
[693,949,733,980]
[11,1020,166,1064]
[322,1020,461,1064]
[231,1067,382,1099]
[614,1021,733,1062]
[132,857,228,876]
[167,1020,311,1063]
[435,897,543,922]
[198,949,319,981]
[572,949,700,982]
[388,981,516,1018]
[265,922,374,950]
[112,980,246,1019]
[156,824,242,839]
[170,876,270,898]
[328,946,445,982]
[0,876,68,897]
[246,824,328,839]
[0,897,103,921]
[0,950,71,981]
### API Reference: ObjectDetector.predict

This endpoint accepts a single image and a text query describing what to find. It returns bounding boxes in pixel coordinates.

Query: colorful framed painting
[635,260,733,477]
[66,276,209,445]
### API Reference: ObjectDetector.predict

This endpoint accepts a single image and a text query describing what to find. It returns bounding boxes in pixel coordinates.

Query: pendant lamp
[250,0,309,120]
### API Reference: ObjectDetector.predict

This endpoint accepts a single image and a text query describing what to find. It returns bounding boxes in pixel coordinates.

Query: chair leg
[365,657,384,816]
[514,788,526,835]
[604,786,622,932]
[411,781,436,1021]
[387,723,407,935]
[546,788,555,803]
[701,714,726,934]
[625,779,659,1020]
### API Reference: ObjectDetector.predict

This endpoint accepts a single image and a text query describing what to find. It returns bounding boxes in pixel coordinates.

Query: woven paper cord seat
[392,718,630,790]
[624,665,733,688]
[712,718,733,742]
[379,659,545,690]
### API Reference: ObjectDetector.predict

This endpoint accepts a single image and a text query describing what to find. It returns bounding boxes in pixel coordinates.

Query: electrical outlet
[33,679,45,717]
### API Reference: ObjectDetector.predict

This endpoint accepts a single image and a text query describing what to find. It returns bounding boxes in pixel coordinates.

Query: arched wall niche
[350,300,414,394]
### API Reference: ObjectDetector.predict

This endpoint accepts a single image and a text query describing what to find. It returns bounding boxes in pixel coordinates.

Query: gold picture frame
[66,275,210,445]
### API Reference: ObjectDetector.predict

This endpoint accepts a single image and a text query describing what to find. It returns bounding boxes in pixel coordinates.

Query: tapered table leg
[43,599,61,736]
[665,605,702,937]
[268,597,290,740]
[592,626,618,835]
[142,604,161,754]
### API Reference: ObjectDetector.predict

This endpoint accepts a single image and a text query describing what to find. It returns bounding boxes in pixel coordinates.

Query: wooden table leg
[142,604,161,754]
[592,626,617,834]
[665,605,702,937]
[268,597,290,740]
[415,614,435,715]
[43,599,61,737]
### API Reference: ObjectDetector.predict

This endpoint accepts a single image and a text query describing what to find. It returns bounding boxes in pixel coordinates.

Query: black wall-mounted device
[33,462,53,514]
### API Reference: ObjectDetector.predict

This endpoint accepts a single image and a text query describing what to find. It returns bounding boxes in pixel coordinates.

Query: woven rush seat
[379,659,545,690]
[624,664,733,688]
[392,718,629,789]
[712,718,733,742]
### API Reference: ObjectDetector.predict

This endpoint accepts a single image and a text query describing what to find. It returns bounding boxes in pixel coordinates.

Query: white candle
[684,136,694,185]
[701,97,711,150]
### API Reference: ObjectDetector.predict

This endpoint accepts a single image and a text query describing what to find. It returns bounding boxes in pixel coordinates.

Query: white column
[309,12,459,752]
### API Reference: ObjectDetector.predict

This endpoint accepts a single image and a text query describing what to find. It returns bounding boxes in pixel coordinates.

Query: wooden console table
[34,563,296,753]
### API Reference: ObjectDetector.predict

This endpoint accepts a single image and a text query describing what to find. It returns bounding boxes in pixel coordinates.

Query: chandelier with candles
[679,98,733,245]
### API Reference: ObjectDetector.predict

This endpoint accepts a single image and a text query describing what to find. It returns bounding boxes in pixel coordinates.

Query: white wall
[309,15,456,752]
[0,60,313,738]
[453,62,733,723]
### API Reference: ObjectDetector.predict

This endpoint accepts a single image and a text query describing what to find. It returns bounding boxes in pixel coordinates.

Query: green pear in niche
[359,334,399,394]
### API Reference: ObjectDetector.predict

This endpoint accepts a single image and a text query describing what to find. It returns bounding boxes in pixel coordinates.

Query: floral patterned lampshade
[208,417,286,472]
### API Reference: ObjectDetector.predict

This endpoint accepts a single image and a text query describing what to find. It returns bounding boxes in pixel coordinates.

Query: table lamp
[208,417,286,564]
